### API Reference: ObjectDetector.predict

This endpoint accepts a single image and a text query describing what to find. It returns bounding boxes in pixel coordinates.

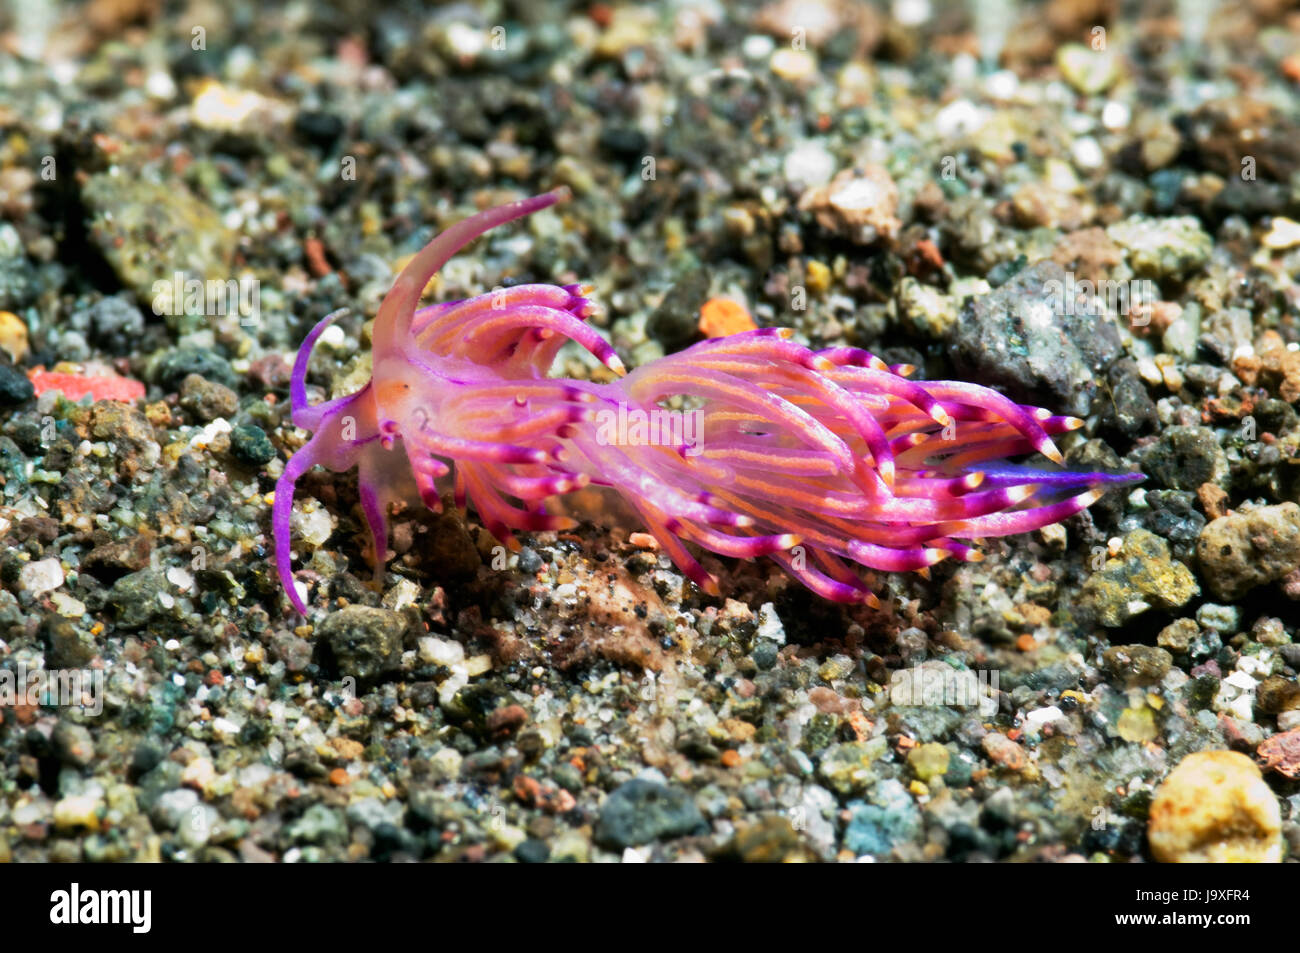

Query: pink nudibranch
[274,189,1141,613]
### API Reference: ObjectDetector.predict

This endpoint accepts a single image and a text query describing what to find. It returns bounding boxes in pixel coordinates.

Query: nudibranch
[273,188,1140,614]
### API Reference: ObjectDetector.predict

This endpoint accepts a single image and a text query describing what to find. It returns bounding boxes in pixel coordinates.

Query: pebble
[0,362,34,405]
[844,780,921,856]
[88,402,160,471]
[1102,645,1173,685]
[1116,705,1158,743]
[230,424,276,465]
[153,347,239,391]
[82,173,237,314]
[1139,426,1228,491]
[907,742,950,782]
[698,298,756,338]
[770,48,818,84]
[1257,728,1300,779]
[179,373,239,422]
[19,557,65,597]
[1156,618,1198,654]
[418,636,465,667]
[947,260,1122,417]
[292,506,334,548]
[934,99,989,138]
[646,270,709,349]
[106,570,170,630]
[1197,503,1300,600]
[1079,529,1199,627]
[70,294,145,356]
[52,722,96,768]
[318,607,407,686]
[42,614,97,668]
[1148,751,1282,863]
[1107,216,1212,279]
[53,793,102,832]
[151,788,199,830]
[797,166,901,244]
[783,141,836,191]
[896,278,957,338]
[817,740,884,795]
[0,223,36,311]
[0,310,28,362]
[752,641,779,670]
[981,732,1028,772]
[755,602,785,644]
[286,803,348,845]
[1195,603,1240,635]
[1055,43,1121,95]
[727,815,813,862]
[1255,676,1300,714]
[593,779,704,849]
[1261,216,1300,250]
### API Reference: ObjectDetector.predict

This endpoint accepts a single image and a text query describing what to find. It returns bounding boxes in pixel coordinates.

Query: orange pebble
[1015,634,1038,652]
[720,749,742,768]
[328,767,350,786]
[628,532,659,550]
[699,298,756,338]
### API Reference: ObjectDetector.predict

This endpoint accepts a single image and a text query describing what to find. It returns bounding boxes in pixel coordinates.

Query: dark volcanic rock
[594,779,705,848]
[947,260,1123,416]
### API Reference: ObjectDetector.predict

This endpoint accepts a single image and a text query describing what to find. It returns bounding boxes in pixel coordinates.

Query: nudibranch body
[273,189,1140,614]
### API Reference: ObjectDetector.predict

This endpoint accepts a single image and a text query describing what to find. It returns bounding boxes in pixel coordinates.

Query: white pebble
[983,69,1018,100]
[783,140,835,190]
[1024,705,1066,734]
[419,636,465,667]
[1262,216,1300,250]
[319,324,347,350]
[742,35,775,60]
[1101,100,1130,130]
[292,506,334,547]
[1071,137,1104,170]
[19,558,64,597]
[756,602,785,644]
[935,99,988,138]
[892,0,931,26]
[50,591,86,618]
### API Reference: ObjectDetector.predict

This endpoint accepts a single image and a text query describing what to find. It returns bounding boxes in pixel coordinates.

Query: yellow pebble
[805,260,831,296]
[1148,750,1282,863]
[907,741,951,782]
[0,311,28,363]
[1116,705,1158,743]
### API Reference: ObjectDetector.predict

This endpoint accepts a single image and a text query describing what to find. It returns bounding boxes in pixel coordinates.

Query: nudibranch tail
[273,190,1141,614]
